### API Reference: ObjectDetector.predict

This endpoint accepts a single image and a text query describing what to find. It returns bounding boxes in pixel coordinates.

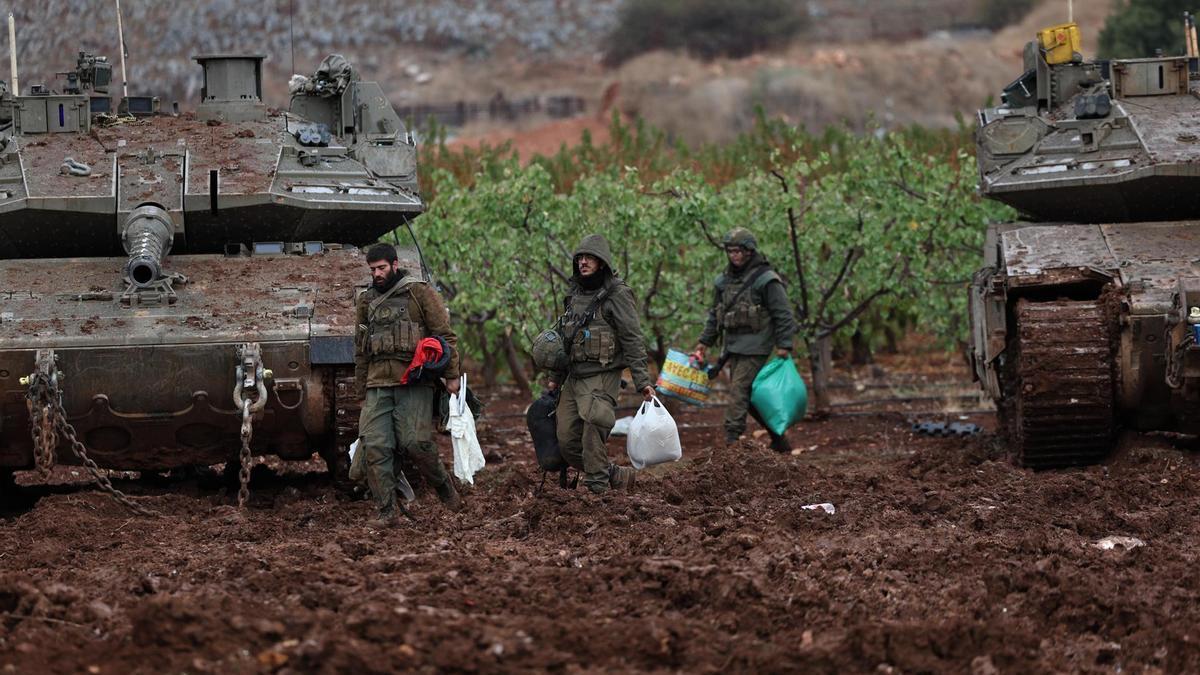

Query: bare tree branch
[822,287,892,337]
[547,263,571,284]
[697,218,723,249]
[890,180,927,202]
[771,169,812,322]
[642,259,666,322]
[813,244,862,323]
[820,249,914,338]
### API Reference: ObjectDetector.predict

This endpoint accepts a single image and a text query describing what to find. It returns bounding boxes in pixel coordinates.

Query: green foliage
[977,0,1037,30]
[1098,0,1189,58]
[603,0,807,66]
[409,119,1012,386]
[419,111,976,196]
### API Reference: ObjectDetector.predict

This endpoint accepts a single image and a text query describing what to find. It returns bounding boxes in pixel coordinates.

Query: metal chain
[24,398,57,480]
[23,352,155,517]
[54,409,157,517]
[232,343,267,509]
[237,398,253,508]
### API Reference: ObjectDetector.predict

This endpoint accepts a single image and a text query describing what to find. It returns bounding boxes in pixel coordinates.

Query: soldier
[693,228,798,452]
[355,243,462,527]
[547,234,653,494]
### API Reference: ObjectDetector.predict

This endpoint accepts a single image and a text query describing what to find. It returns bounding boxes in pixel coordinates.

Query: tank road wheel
[324,370,359,493]
[1004,298,1117,469]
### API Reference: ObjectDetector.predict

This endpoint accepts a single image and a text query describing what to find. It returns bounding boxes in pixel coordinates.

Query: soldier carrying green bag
[693,227,798,452]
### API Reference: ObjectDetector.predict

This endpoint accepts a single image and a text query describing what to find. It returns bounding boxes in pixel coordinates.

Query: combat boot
[769,431,792,454]
[435,480,463,512]
[608,464,636,492]
[367,509,398,529]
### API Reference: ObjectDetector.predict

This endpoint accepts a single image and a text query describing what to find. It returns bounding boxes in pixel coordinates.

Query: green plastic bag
[750,357,808,436]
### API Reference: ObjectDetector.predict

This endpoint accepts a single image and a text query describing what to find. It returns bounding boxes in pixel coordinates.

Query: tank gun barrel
[122,204,174,288]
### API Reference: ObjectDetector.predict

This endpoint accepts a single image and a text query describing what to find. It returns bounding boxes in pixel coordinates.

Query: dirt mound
[0,396,1198,672]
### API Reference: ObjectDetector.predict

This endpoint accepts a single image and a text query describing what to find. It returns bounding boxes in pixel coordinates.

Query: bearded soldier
[693,228,798,452]
[355,243,462,527]
[545,234,653,494]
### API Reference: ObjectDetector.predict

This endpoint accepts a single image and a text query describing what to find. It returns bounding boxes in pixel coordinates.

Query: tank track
[1004,298,1116,469]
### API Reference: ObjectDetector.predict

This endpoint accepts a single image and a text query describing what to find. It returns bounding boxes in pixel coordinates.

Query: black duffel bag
[526,389,580,489]
[526,389,565,471]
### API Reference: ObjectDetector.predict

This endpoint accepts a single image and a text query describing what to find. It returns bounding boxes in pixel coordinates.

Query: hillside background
[0,0,1111,145]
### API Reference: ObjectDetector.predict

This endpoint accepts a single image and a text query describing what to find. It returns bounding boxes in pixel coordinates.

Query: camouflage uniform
[354,272,461,519]
[697,228,798,446]
[551,235,652,493]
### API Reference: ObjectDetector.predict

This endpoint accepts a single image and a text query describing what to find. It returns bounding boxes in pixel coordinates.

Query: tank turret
[976,22,1200,222]
[0,51,421,262]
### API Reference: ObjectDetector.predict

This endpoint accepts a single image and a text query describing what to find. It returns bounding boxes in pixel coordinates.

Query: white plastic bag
[610,415,635,437]
[447,374,486,484]
[626,395,682,469]
[348,438,365,483]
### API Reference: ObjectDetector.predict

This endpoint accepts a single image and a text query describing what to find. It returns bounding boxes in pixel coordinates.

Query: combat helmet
[531,329,570,372]
[722,227,758,251]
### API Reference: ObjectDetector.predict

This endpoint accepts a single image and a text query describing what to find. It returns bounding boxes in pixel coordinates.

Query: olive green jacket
[550,276,653,392]
[354,278,460,392]
[698,258,797,356]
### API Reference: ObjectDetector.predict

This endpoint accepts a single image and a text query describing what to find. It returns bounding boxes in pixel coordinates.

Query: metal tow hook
[232,343,269,508]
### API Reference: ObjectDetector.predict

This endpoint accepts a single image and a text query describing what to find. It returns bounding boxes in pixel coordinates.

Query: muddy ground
[0,378,1198,674]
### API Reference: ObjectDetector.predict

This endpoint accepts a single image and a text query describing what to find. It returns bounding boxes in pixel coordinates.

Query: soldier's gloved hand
[545,380,559,392]
[355,381,367,399]
[642,385,654,401]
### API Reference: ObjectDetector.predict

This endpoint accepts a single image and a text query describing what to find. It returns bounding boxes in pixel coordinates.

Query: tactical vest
[717,267,778,334]
[560,284,618,367]
[362,281,428,362]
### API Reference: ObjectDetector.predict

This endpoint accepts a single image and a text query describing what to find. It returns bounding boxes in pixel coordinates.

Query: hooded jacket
[552,234,653,390]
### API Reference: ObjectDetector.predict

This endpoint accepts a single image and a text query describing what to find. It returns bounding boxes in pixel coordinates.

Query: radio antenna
[289,0,296,75]
[7,13,17,96]
[1068,0,1073,24]
[115,0,129,98]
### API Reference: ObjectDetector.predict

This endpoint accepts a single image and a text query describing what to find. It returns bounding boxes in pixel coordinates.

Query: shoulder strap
[368,278,423,319]
[561,282,614,346]
[721,264,773,314]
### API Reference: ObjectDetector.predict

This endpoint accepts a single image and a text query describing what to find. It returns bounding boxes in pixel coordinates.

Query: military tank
[0,50,424,495]
[969,21,1200,468]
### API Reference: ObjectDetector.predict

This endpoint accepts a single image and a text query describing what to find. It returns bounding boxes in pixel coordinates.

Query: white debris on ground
[1092,536,1145,551]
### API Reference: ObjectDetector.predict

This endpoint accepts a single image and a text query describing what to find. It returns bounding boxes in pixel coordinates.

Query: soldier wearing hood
[694,228,798,452]
[547,234,653,494]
